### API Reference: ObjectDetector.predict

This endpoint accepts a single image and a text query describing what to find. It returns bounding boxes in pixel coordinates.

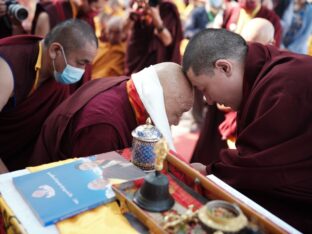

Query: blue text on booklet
[13,160,115,226]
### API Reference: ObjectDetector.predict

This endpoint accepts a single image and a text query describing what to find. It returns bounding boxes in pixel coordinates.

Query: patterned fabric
[0,195,27,234]
[126,79,148,125]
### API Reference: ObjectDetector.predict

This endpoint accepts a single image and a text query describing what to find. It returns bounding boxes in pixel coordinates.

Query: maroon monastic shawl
[0,35,70,171]
[125,1,183,75]
[191,105,227,164]
[206,43,312,232]
[222,5,282,47]
[30,76,137,166]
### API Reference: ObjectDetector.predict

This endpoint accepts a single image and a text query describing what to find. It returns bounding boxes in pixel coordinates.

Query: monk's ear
[48,42,62,60]
[214,59,232,77]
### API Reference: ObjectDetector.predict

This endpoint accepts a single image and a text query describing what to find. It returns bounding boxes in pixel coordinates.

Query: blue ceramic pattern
[131,118,163,171]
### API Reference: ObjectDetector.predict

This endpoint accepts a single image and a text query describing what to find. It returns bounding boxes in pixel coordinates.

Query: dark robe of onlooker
[222,2,282,47]
[31,1,74,35]
[273,0,292,18]
[0,36,70,171]
[125,1,183,75]
[205,44,312,232]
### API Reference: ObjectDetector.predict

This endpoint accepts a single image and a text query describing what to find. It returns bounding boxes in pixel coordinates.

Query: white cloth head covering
[131,65,176,151]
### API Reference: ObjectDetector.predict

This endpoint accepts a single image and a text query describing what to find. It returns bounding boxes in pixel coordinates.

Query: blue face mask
[53,46,85,84]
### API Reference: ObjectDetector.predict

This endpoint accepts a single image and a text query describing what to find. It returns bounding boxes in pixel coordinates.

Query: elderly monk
[30,62,193,166]
[31,0,105,37]
[222,0,282,47]
[0,19,98,171]
[125,0,183,75]
[182,29,312,232]
[241,17,275,45]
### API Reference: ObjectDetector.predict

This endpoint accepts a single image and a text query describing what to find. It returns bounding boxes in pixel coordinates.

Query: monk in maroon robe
[192,17,277,167]
[182,29,312,232]
[125,0,183,75]
[30,63,193,166]
[31,0,104,36]
[0,20,98,171]
[222,0,282,47]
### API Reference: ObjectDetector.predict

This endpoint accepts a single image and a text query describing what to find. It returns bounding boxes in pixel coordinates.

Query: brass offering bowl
[198,200,248,233]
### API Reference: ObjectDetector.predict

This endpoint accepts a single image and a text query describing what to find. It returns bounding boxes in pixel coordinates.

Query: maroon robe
[0,16,13,39]
[192,4,283,169]
[125,1,183,75]
[191,105,228,164]
[205,43,312,232]
[222,5,282,47]
[0,35,70,171]
[31,0,97,33]
[30,77,139,166]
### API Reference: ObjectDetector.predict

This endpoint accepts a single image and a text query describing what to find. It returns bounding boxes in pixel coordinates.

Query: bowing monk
[191,17,276,164]
[30,62,193,166]
[222,0,282,46]
[125,0,183,75]
[0,19,98,171]
[182,28,312,232]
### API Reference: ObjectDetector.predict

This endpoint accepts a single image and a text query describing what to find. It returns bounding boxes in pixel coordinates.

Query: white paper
[0,170,59,234]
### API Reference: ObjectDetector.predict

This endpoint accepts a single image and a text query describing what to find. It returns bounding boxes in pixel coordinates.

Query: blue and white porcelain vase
[131,118,162,171]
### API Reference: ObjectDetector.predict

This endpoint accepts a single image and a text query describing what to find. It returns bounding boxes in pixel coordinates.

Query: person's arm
[149,6,172,46]
[191,162,207,175]
[34,12,50,37]
[71,124,124,157]
[0,57,14,111]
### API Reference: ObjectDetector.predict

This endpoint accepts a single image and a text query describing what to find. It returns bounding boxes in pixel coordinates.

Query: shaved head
[44,19,98,54]
[241,18,275,45]
[154,62,194,125]
[182,29,247,76]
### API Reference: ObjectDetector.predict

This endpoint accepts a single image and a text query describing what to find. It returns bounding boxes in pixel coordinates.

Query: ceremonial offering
[112,149,295,234]
[198,200,248,233]
[131,117,162,171]
[133,139,174,212]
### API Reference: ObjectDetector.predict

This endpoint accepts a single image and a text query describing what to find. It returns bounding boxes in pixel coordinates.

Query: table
[0,149,301,234]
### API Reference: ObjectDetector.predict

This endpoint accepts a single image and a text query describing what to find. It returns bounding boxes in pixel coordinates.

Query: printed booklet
[13,151,145,226]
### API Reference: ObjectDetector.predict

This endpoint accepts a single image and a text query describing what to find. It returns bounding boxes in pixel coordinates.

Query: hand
[0,0,7,17]
[217,103,233,112]
[218,111,237,140]
[190,163,207,176]
[148,5,163,28]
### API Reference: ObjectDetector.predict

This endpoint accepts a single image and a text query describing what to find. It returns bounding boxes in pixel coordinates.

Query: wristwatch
[157,25,165,33]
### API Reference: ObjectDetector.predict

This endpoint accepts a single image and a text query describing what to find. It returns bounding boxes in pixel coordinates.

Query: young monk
[182,28,312,232]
